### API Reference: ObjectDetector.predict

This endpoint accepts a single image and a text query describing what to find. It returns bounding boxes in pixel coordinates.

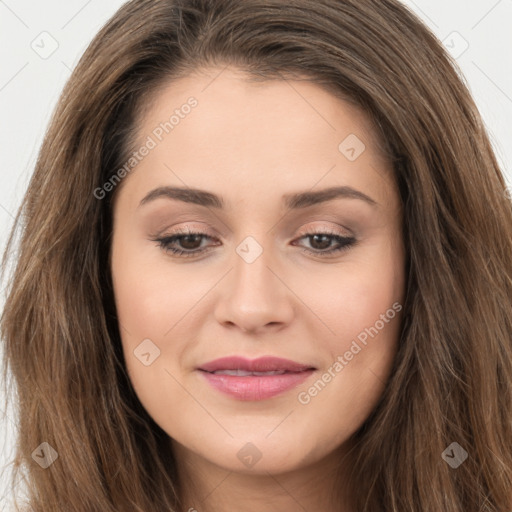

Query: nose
[213,240,295,334]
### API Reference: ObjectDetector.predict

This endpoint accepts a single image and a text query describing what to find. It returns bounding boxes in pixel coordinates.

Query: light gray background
[1,0,511,508]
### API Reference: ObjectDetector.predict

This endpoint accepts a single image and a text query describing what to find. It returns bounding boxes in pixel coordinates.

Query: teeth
[212,369,287,376]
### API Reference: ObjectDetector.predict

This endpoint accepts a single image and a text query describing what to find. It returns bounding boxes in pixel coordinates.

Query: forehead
[121,66,398,213]
[137,66,383,152]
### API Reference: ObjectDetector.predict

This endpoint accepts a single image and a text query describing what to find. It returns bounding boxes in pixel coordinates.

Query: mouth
[197,356,316,401]
[205,369,291,376]
[198,355,315,373]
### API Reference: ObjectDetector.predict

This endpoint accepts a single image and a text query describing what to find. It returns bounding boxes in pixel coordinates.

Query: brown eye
[153,229,218,258]
[295,232,357,257]
[152,228,356,259]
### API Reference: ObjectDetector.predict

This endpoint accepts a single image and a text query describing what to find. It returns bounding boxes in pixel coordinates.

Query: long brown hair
[2,0,511,510]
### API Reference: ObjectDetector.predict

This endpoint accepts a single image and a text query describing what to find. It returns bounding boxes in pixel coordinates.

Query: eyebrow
[138,185,378,210]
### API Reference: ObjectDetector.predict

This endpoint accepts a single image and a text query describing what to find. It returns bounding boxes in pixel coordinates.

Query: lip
[197,356,316,401]
[198,356,314,373]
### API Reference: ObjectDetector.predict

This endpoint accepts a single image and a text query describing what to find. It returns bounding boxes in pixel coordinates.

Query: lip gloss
[199,370,315,401]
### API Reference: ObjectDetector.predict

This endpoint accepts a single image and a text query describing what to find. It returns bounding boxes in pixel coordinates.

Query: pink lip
[197,356,316,401]
[198,356,314,373]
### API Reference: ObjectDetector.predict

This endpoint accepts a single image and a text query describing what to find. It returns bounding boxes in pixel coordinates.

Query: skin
[110,66,405,512]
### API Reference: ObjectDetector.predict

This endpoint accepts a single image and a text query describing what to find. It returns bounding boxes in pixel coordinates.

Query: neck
[172,440,357,512]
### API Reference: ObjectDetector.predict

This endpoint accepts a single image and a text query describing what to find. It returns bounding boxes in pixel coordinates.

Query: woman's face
[110,66,405,477]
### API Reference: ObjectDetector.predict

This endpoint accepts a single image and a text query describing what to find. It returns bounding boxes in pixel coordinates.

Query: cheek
[302,234,404,350]
[110,235,215,401]
[296,235,404,416]
[110,238,193,413]
[111,233,199,343]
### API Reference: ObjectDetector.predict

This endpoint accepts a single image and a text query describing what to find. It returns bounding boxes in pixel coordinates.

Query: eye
[294,230,357,257]
[152,227,218,258]
[151,227,357,259]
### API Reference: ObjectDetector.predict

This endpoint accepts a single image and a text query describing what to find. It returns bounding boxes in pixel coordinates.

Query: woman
[2,0,511,510]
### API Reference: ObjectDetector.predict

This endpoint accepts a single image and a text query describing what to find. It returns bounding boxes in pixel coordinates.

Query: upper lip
[198,356,315,373]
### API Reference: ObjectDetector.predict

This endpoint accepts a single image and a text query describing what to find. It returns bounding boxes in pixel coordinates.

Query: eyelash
[152,227,357,259]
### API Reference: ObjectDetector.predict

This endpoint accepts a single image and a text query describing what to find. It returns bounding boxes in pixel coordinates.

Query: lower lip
[198,370,315,401]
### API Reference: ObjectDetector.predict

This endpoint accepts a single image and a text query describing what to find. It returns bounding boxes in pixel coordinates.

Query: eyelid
[153,221,352,241]
[295,223,353,238]
[149,222,217,239]
[150,222,357,260]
